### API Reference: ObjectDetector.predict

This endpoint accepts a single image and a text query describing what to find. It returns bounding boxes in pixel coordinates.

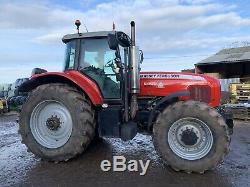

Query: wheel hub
[168,117,213,160]
[46,115,61,131]
[30,100,73,149]
[180,128,198,146]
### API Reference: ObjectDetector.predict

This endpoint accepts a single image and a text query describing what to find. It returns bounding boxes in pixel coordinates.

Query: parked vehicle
[19,21,233,173]
[0,99,8,113]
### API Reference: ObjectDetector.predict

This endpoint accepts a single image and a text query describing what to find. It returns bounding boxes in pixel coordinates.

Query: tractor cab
[62,31,128,100]
[58,22,142,140]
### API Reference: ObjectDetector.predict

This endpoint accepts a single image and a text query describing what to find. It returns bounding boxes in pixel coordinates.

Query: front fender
[217,105,234,135]
[147,91,190,131]
[19,70,103,106]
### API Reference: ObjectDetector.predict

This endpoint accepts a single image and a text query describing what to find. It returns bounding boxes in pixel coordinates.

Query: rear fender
[19,70,103,106]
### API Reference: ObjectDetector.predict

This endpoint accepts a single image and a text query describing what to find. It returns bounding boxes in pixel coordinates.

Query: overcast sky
[1,0,250,83]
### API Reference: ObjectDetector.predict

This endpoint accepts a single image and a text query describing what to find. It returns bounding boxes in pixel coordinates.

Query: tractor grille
[188,85,211,103]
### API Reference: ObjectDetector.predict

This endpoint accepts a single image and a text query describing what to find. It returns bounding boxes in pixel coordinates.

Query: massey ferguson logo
[140,74,205,81]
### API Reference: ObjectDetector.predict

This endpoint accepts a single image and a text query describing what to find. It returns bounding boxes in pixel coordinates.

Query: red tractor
[19,21,233,173]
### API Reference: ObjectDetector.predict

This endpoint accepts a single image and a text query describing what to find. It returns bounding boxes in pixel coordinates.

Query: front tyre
[19,83,95,162]
[153,101,230,173]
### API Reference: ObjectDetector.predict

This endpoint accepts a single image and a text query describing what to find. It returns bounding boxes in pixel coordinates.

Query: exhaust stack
[130,21,140,94]
[130,21,140,119]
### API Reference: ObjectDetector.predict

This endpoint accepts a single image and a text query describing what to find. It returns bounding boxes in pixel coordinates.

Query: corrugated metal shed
[196,46,250,65]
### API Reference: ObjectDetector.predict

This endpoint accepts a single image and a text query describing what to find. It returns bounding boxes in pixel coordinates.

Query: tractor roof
[62,31,116,43]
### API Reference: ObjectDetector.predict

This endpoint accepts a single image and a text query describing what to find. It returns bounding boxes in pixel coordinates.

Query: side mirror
[107,34,118,50]
[116,32,131,47]
[108,32,131,50]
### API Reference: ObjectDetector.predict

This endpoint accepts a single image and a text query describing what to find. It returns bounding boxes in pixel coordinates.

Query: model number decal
[144,81,166,88]
[140,74,205,81]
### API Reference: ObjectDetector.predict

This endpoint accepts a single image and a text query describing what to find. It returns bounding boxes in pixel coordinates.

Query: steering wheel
[105,58,122,74]
[105,59,115,68]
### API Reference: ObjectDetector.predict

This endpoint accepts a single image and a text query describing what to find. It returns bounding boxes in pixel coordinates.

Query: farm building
[195,46,250,82]
[195,46,250,120]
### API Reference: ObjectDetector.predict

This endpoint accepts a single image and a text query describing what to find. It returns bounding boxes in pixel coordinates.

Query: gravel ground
[0,113,249,187]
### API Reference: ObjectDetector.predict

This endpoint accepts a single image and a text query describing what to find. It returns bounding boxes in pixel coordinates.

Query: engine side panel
[139,72,220,107]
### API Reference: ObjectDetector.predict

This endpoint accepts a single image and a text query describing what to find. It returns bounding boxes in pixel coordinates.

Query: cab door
[78,38,121,100]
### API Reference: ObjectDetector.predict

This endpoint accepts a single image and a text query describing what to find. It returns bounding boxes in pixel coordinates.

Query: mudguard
[147,91,190,131]
[19,70,103,106]
[217,105,234,135]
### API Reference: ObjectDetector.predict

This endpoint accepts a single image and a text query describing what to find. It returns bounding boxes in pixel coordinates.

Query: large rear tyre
[153,101,230,173]
[19,83,95,162]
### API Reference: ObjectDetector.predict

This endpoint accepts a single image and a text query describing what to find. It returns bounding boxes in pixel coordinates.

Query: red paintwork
[31,70,103,106]
[139,72,220,107]
[31,70,221,108]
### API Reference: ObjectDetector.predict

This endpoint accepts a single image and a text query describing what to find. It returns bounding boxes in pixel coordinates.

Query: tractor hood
[139,72,221,107]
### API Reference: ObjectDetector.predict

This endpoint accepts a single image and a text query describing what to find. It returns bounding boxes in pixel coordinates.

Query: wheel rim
[30,100,73,149]
[168,117,213,161]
